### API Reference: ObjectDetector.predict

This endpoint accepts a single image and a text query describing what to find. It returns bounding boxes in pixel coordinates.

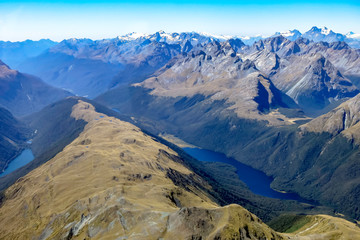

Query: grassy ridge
[0,97,134,193]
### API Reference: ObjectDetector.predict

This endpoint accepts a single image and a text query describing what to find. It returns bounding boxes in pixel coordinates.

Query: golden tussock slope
[285,214,360,240]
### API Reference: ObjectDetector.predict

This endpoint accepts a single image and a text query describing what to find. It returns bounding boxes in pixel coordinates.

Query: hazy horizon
[0,0,359,41]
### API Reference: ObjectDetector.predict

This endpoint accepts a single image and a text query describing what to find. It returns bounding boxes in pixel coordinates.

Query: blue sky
[0,0,359,41]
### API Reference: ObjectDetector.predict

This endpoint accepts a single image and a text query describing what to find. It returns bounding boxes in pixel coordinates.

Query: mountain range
[16,27,360,102]
[0,39,57,69]
[1,26,360,239]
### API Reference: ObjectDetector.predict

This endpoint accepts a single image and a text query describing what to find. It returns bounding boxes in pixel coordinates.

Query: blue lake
[0,149,34,177]
[183,147,312,203]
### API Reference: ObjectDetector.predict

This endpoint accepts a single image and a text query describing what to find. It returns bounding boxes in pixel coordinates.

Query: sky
[0,0,359,41]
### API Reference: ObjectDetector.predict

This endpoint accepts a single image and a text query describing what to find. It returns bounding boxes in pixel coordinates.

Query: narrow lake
[183,147,312,203]
[0,149,34,177]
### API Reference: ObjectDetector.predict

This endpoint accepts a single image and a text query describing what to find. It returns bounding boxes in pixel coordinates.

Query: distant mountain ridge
[110,27,360,48]
[0,39,57,68]
[16,28,360,113]
[276,26,360,48]
[18,31,234,98]
[111,26,360,48]
[0,60,72,116]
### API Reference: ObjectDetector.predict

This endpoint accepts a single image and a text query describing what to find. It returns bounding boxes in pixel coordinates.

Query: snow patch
[281,31,295,37]
[321,27,331,35]
[117,32,149,41]
[346,32,360,39]
[200,32,233,41]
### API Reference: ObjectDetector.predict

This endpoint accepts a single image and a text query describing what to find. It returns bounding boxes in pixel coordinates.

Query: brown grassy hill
[284,215,360,240]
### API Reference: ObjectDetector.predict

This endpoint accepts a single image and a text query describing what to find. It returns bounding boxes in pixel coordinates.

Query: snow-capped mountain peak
[280,29,301,37]
[320,26,331,35]
[199,32,233,41]
[117,32,149,41]
[272,29,301,41]
[346,31,360,39]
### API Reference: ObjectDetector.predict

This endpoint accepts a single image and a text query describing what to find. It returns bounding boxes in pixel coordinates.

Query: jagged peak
[329,41,350,50]
[275,29,302,38]
[294,37,311,45]
[308,26,321,32]
[305,26,334,35]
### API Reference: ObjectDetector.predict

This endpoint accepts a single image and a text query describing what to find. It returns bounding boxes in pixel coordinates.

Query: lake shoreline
[0,149,35,177]
[183,147,314,204]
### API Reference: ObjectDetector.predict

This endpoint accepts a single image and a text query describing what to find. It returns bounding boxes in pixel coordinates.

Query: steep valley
[94,37,360,222]
[0,107,29,173]
[96,84,360,221]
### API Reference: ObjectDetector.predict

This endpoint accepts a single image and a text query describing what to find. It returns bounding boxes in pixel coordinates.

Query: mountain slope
[284,215,360,240]
[301,93,360,144]
[243,36,359,115]
[17,52,121,98]
[96,41,360,221]
[136,40,302,125]
[273,53,357,114]
[0,100,286,240]
[17,37,183,98]
[0,107,29,173]
[0,60,72,116]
